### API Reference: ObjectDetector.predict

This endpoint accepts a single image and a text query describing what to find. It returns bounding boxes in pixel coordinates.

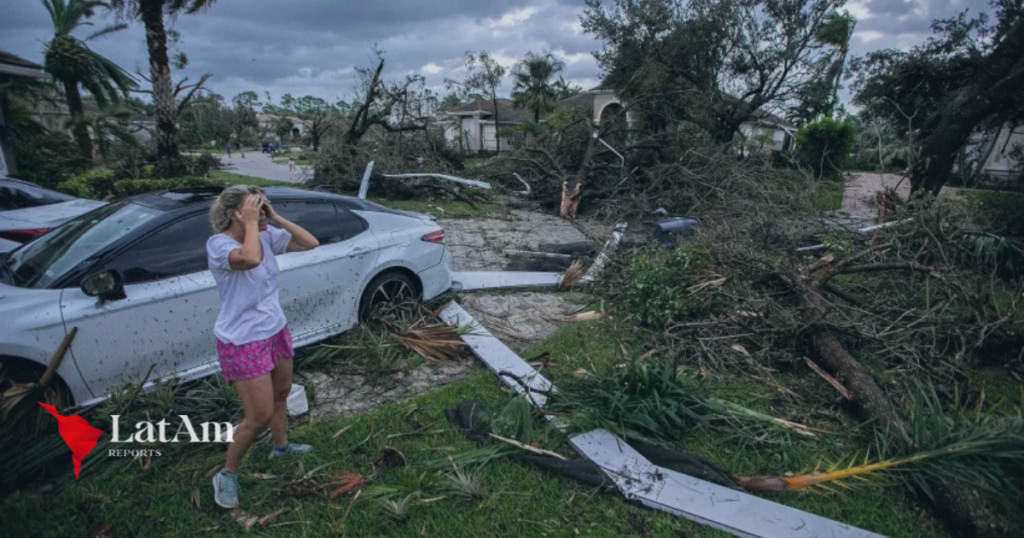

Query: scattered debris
[373,446,408,470]
[391,322,466,362]
[571,429,887,538]
[552,311,613,323]
[381,173,492,190]
[806,359,853,400]
[86,523,113,538]
[647,217,700,249]
[559,260,586,289]
[190,487,200,508]
[329,473,366,501]
[287,384,308,416]
[581,223,627,283]
[332,425,352,439]
[489,433,568,460]
[357,161,376,199]
[451,271,564,291]
[512,173,531,196]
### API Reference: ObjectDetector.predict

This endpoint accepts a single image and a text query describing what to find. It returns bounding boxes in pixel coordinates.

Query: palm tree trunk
[139,0,183,176]
[62,80,94,164]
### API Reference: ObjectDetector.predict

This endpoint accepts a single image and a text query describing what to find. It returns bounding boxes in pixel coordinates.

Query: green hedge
[796,119,856,180]
[112,177,221,197]
[57,169,118,200]
[624,246,714,327]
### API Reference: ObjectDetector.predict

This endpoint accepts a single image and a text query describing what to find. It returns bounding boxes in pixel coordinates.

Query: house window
[773,130,785,144]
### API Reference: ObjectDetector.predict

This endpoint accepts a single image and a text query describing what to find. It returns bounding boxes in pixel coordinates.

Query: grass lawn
[3,316,953,538]
[813,180,844,212]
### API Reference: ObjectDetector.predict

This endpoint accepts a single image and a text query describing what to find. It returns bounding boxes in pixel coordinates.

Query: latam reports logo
[39,402,234,478]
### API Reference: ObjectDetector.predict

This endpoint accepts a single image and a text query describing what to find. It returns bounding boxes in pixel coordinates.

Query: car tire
[358,271,419,322]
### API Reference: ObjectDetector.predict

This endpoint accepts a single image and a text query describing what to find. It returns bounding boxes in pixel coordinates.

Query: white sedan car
[0,186,452,407]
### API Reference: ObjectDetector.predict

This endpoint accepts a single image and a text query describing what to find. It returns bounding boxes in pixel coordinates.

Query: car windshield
[0,181,75,210]
[1,202,162,289]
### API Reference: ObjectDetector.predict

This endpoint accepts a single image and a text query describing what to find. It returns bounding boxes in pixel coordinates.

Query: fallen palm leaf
[489,433,567,460]
[190,488,200,508]
[392,324,466,362]
[332,425,352,439]
[328,472,366,500]
[560,259,585,289]
[251,473,279,480]
[1,328,77,430]
[704,398,823,438]
[204,464,223,479]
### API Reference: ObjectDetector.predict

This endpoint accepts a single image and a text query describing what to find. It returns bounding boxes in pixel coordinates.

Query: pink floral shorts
[216,326,294,382]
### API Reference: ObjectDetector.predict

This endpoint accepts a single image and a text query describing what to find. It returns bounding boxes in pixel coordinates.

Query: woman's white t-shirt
[206,226,292,346]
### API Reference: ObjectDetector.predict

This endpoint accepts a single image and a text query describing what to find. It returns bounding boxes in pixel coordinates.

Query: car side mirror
[82,270,126,301]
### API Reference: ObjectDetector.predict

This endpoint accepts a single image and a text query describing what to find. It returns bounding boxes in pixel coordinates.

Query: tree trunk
[796,271,1001,537]
[62,80,94,164]
[910,19,1024,197]
[559,127,599,219]
[492,95,500,153]
[140,0,184,177]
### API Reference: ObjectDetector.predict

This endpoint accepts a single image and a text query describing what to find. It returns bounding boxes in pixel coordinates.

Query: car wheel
[359,271,419,322]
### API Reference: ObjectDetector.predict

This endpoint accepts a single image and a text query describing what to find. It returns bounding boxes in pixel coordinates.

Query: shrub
[112,176,220,197]
[795,119,856,180]
[57,168,117,200]
[624,246,714,327]
[11,130,90,188]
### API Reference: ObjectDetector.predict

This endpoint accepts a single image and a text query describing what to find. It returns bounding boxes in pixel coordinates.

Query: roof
[0,50,47,78]
[555,92,595,110]
[748,110,795,129]
[445,98,536,123]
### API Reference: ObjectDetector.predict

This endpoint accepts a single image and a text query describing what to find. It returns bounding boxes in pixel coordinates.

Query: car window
[271,201,343,245]
[104,213,211,284]
[2,202,162,289]
[0,183,74,210]
[338,208,367,241]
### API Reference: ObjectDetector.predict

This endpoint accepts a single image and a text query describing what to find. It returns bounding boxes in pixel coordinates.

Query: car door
[270,201,380,344]
[59,212,213,400]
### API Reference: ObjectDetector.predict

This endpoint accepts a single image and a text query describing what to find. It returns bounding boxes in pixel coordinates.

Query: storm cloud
[0,0,997,105]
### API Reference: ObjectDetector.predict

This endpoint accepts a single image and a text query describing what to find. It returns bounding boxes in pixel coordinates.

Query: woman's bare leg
[268,358,294,448]
[225,374,274,472]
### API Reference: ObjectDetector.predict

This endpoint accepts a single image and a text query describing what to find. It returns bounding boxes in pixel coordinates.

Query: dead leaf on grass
[258,508,287,526]
[328,472,366,500]
[332,425,352,439]
[252,473,279,480]
[555,311,612,323]
[87,523,113,538]
[204,464,223,479]
[191,488,200,508]
[230,508,260,529]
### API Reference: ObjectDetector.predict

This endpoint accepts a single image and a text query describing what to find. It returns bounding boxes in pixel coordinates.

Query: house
[443,99,534,152]
[0,51,49,177]
[963,124,1024,181]
[442,87,795,153]
[256,113,310,142]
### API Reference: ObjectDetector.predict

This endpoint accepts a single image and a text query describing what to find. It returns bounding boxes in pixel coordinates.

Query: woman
[206,185,319,509]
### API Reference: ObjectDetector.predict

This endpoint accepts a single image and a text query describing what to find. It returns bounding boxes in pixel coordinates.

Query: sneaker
[212,470,240,509]
[269,442,313,459]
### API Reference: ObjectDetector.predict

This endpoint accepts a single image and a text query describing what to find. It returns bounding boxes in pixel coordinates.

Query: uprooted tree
[852,0,1024,196]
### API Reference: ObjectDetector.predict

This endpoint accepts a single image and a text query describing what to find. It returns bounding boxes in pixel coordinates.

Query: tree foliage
[446,51,507,151]
[795,118,856,179]
[511,51,566,124]
[851,0,1024,195]
[581,0,847,142]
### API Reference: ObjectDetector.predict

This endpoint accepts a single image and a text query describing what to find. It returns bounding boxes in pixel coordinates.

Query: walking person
[206,186,320,509]
[226,141,232,158]
[288,154,296,175]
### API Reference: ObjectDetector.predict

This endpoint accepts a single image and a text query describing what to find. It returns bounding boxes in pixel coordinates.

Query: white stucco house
[441,87,794,154]
[256,113,310,142]
[964,124,1024,180]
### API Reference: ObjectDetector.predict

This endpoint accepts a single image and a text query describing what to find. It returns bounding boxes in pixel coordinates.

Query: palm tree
[108,0,217,175]
[814,11,856,119]
[42,0,136,163]
[511,52,566,124]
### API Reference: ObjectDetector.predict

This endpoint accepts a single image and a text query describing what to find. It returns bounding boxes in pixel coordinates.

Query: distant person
[288,154,296,174]
[226,141,232,158]
[206,186,320,509]
[239,142,245,159]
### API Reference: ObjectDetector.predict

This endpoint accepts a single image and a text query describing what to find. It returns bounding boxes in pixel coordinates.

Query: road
[218,151,312,184]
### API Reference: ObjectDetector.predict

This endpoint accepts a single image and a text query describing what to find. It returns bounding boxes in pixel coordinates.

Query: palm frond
[84,22,128,42]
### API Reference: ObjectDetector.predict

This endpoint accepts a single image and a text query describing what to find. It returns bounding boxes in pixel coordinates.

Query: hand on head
[234,194,264,226]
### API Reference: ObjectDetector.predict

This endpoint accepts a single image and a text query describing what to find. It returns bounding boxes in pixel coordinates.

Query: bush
[624,246,714,327]
[11,130,90,188]
[57,168,117,200]
[795,119,856,180]
[112,176,221,197]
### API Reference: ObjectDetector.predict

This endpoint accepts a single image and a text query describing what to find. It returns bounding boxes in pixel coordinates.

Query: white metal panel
[571,429,890,538]
[451,271,563,291]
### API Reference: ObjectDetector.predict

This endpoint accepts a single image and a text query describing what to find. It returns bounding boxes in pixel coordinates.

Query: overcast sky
[0,0,995,107]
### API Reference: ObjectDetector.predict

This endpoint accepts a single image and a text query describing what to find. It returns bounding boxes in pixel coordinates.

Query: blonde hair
[209,185,265,233]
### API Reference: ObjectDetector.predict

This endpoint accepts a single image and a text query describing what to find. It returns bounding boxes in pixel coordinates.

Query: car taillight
[421,230,445,244]
[0,228,50,243]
